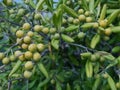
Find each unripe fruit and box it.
[27,31,34,37]
[0,53,5,60]
[102,73,108,78]
[49,28,56,34]
[14,51,22,57]
[23,36,31,44]
[85,11,90,16]
[77,32,85,39]
[62,18,67,24]
[37,43,45,52]
[104,28,112,36]
[34,13,41,20]
[9,9,14,14]
[9,55,16,61]
[16,38,22,44]
[73,19,79,24]
[90,54,97,61]
[66,1,71,5]
[86,17,93,22]
[28,44,37,52]
[23,23,31,30]
[16,30,24,38]
[33,52,41,61]
[17,9,25,16]
[53,33,60,39]
[21,43,28,49]
[24,70,32,79]
[93,22,99,28]
[103,36,110,41]
[2,57,10,65]
[25,61,33,70]
[42,27,49,34]
[68,17,74,23]
[19,54,25,61]
[99,20,107,28]
[25,51,33,59]
[78,15,86,21]
[6,0,13,6]
[116,82,120,88]
[34,25,43,32]
[78,9,84,14]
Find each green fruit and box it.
[16,30,24,38]
[33,52,41,61]
[24,70,32,79]
[112,46,120,53]
[23,23,31,30]
[34,25,43,32]
[49,28,56,34]
[28,44,37,52]
[25,61,33,70]
[77,32,85,39]
[23,36,31,44]
[17,9,25,16]
[34,13,41,20]
[25,51,33,59]
[10,55,16,61]
[0,52,5,60]
[2,57,10,65]
[37,43,45,52]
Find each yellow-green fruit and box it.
[23,36,31,44]
[73,19,79,24]
[116,82,120,88]
[9,9,14,14]
[14,51,22,57]
[78,9,84,14]
[78,15,86,21]
[0,53,5,60]
[34,25,43,32]
[90,54,97,61]
[42,27,49,34]
[104,28,112,36]
[77,32,85,39]
[2,57,10,65]
[49,28,56,34]
[34,13,41,20]
[27,31,34,37]
[93,22,99,28]
[28,44,37,52]
[37,43,45,52]
[25,51,33,59]
[62,18,67,24]
[53,33,60,39]
[16,30,24,38]
[68,17,74,23]
[23,23,31,30]
[19,54,25,61]
[24,70,32,79]
[10,55,16,61]
[21,43,28,49]
[16,38,22,44]
[33,52,41,61]
[86,17,93,22]
[6,0,13,6]
[66,1,71,5]
[102,73,108,78]
[99,20,107,28]
[25,61,33,70]
[17,9,25,16]
[85,11,90,16]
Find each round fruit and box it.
[19,54,25,61]
[33,52,41,61]
[22,23,31,30]
[34,13,41,20]
[42,27,49,34]
[23,36,31,44]
[53,33,60,39]
[25,61,33,70]
[6,0,13,6]
[66,1,71,5]
[62,18,67,24]
[93,22,99,28]
[78,15,86,21]
[50,79,56,84]
[84,11,90,16]
[16,38,22,44]
[103,36,110,41]
[24,70,32,79]
[9,55,16,61]
[37,43,45,52]
[16,30,24,38]
[27,31,34,37]
[77,32,85,39]
[9,9,14,14]
[90,54,97,61]
[0,52,5,60]
[99,20,107,28]
[49,28,56,34]
[21,43,28,49]
[68,17,74,23]
[73,19,79,24]
[34,25,43,32]
[14,51,22,57]
[25,51,33,59]
[116,82,120,88]
[100,56,106,62]
[78,9,84,14]
[2,57,10,65]
[86,17,93,22]
[104,28,112,36]
[17,9,25,16]
[28,44,37,52]
[102,73,108,78]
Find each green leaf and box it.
[36,0,45,11]
[51,39,59,50]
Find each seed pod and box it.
[61,34,74,43]
[81,23,94,29]
[64,25,79,32]
[111,26,120,33]
[81,52,92,59]
[51,39,59,50]
[92,77,101,90]
[90,34,100,49]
